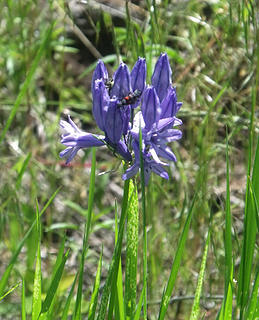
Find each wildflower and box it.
[59,53,182,185]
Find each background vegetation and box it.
[0,0,258,319]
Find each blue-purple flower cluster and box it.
[60,53,182,185]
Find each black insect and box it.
[104,77,114,94]
[117,89,142,107]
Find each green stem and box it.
[139,126,147,319]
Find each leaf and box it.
[190,232,210,320]
[31,203,42,320]
[158,194,196,320]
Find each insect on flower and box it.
[104,77,114,94]
[117,89,142,107]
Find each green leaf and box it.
[158,195,196,320]
[61,273,78,320]
[73,148,96,320]
[22,278,26,320]
[97,178,130,320]
[88,249,103,320]
[190,232,210,320]
[40,250,69,314]
[237,134,259,313]
[133,287,145,320]
[16,152,31,189]
[125,180,139,318]
[245,270,259,319]
[0,282,20,302]
[31,203,42,320]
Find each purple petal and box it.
[130,57,146,92]
[104,99,124,143]
[122,163,139,181]
[122,105,131,135]
[158,129,182,141]
[92,79,109,131]
[61,133,105,148]
[151,53,172,102]
[141,86,161,130]
[110,63,131,99]
[60,146,80,164]
[152,143,177,161]
[114,140,132,161]
[160,87,178,118]
[91,60,108,95]
[156,117,175,131]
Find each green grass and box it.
[0,0,258,319]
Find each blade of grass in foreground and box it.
[0,282,20,302]
[139,120,147,320]
[0,22,54,145]
[0,187,61,296]
[88,249,103,320]
[73,148,96,320]
[31,202,42,320]
[22,278,26,320]
[237,103,258,315]
[245,270,259,319]
[190,232,210,320]
[61,273,78,320]
[112,206,125,320]
[220,129,233,317]
[40,250,69,316]
[125,181,139,319]
[107,205,120,319]
[134,286,145,320]
[96,178,130,320]
[158,194,196,320]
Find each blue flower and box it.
[60,53,182,185]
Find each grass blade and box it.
[31,202,42,320]
[97,178,130,320]
[0,23,54,145]
[22,278,26,320]
[88,249,103,320]
[40,250,69,315]
[220,129,234,317]
[139,118,147,319]
[133,287,145,320]
[0,187,61,296]
[237,133,258,314]
[158,194,196,320]
[125,180,139,319]
[73,148,96,320]
[0,282,20,302]
[61,273,78,320]
[245,270,259,319]
[16,152,32,189]
[190,232,210,320]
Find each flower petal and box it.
[91,60,108,95]
[151,53,172,102]
[110,63,131,99]
[122,163,139,181]
[104,99,124,143]
[130,57,146,92]
[160,86,179,118]
[141,86,161,130]
[92,79,109,131]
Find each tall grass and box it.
[0,0,258,319]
